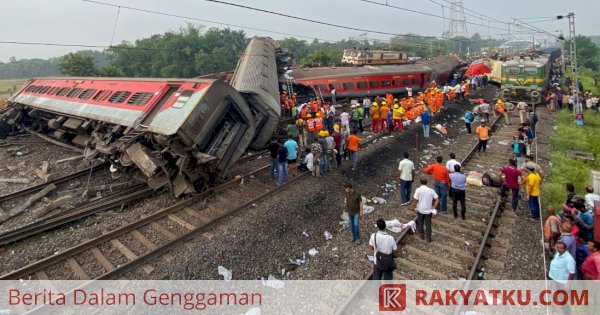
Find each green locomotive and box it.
[500,55,550,104]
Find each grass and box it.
[578,67,600,94]
[0,79,28,100]
[542,110,600,209]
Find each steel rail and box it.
[0,162,109,204]
[334,114,503,315]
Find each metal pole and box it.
[568,12,578,114]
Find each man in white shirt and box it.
[413,178,439,242]
[585,186,600,212]
[446,153,461,173]
[303,149,314,173]
[369,218,398,280]
[397,152,415,206]
[340,110,350,133]
[406,87,413,97]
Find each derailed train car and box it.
[0,37,281,196]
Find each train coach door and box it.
[140,85,181,127]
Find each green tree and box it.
[98,65,124,77]
[58,52,98,76]
[574,36,600,70]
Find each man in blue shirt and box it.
[548,241,575,315]
[464,109,474,134]
[421,109,430,138]
[277,145,288,186]
[449,164,467,220]
[284,135,299,177]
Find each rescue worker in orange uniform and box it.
[300,104,308,119]
[386,92,393,106]
[434,91,443,113]
[370,102,380,133]
[314,112,324,132]
[306,114,316,144]
[379,101,390,130]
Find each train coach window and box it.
[369,81,379,88]
[108,91,132,104]
[411,79,419,85]
[127,92,154,106]
[314,84,327,92]
[342,83,355,90]
[172,90,194,109]
[78,89,97,100]
[506,67,520,75]
[402,79,411,86]
[356,82,368,89]
[523,67,538,75]
[93,90,112,102]
[47,87,59,95]
[25,85,38,93]
[66,88,83,98]
[381,80,391,87]
[55,87,70,97]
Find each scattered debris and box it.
[32,195,73,219]
[308,248,319,257]
[20,183,57,212]
[324,231,333,241]
[56,155,84,164]
[0,178,31,184]
[372,197,387,204]
[302,230,310,238]
[363,205,375,214]
[34,161,50,182]
[217,266,232,281]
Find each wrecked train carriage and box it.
[1,77,256,196]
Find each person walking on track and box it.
[475,120,491,153]
[369,218,397,280]
[413,178,439,242]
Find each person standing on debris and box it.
[333,125,343,166]
[496,100,510,125]
[331,89,336,105]
[344,184,363,243]
[318,131,329,174]
[397,152,415,206]
[357,105,365,133]
[268,140,279,180]
[528,109,539,137]
[516,101,528,124]
[379,101,390,131]
[347,130,361,171]
[325,131,336,170]
[351,105,361,133]
[421,108,431,138]
[525,164,542,220]
[369,218,398,280]
[277,142,288,186]
[450,165,467,220]
[284,135,299,178]
[413,178,439,242]
[424,156,450,214]
[287,121,299,143]
[475,120,491,153]
[464,108,474,134]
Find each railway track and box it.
[0,117,389,281]
[335,114,529,313]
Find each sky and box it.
[0,0,598,62]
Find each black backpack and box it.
[374,233,396,272]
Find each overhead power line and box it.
[82,0,338,43]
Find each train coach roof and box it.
[288,63,431,80]
[29,77,219,83]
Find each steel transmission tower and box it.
[448,0,468,38]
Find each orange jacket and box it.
[307,119,315,132]
[371,107,380,119]
[423,163,450,184]
[314,117,323,130]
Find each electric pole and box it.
[567,12,579,113]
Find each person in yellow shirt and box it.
[392,104,404,131]
[370,102,380,133]
[525,164,542,220]
[475,120,491,153]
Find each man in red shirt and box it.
[498,159,525,211]
[583,241,600,280]
[424,156,450,213]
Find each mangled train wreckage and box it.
[0,37,282,196]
